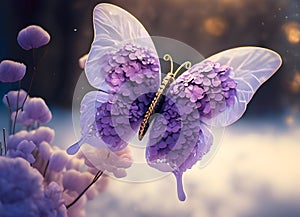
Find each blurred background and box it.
[0,0,300,217]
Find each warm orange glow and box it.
[290,72,300,93]
[204,17,227,36]
[283,22,300,44]
[285,115,295,126]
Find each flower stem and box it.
[5,95,12,134]
[2,128,7,155]
[66,170,104,209]
[43,160,49,177]
[20,49,36,111]
[12,81,21,134]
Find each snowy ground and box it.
[2,106,300,217]
[48,109,300,217]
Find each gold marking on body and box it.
[138,54,191,140]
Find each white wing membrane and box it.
[203,47,282,127]
[86,3,158,91]
[67,91,108,154]
[207,47,282,103]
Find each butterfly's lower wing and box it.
[146,86,214,201]
[201,46,282,127]
[67,91,108,154]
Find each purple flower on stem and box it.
[12,97,52,126]
[44,182,67,216]
[7,126,54,151]
[48,150,69,172]
[17,25,50,50]
[79,144,132,178]
[62,170,93,194]
[0,60,26,83]
[2,89,28,110]
[7,140,36,163]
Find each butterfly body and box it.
[139,54,192,140]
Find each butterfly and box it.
[67,3,282,201]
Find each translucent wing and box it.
[202,46,282,127]
[86,3,160,92]
[69,3,161,154]
[67,91,108,154]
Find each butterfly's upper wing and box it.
[68,4,161,154]
[201,46,282,127]
[86,3,160,92]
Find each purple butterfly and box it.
[67,3,282,201]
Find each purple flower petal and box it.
[0,156,67,216]
[38,141,53,160]
[31,126,55,145]
[48,150,69,172]
[0,60,26,83]
[7,140,36,163]
[23,97,52,124]
[63,170,92,193]
[17,25,50,50]
[3,89,28,110]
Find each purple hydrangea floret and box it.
[0,60,26,83]
[170,60,237,119]
[100,43,159,93]
[17,25,50,50]
[94,43,159,151]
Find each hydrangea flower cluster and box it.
[94,43,160,152]
[171,61,237,119]
[146,95,206,173]
[0,24,133,217]
[100,43,159,93]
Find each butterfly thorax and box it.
[138,54,191,140]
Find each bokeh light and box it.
[203,17,227,36]
[290,71,300,93]
[283,21,300,44]
[285,114,295,126]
